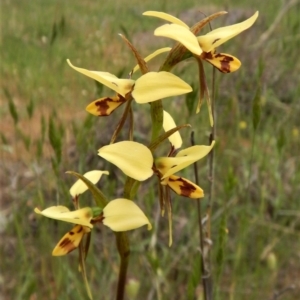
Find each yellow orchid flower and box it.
[67,59,192,116]
[143,10,259,73]
[34,199,151,256]
[155,141,215,199]
[154,141,214,246]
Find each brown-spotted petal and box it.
[154,24,202,55]
[67,59,135,96]
[132,71,192,104]
[34,206,94,228]
[98,141,153,181]
[143,11,189,28]
[52,225,90,256]
[103,199,152,231]
[167,175,204,199]
[197,11,259,52]
[69,170,109,197]
[201,52,241,73]
[86,95,127,116]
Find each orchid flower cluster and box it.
[35,9,258,299]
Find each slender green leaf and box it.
[5,88,19,125]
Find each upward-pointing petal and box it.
[69,170,109,197]
[197,11,259,52]
[132,71,192,104]
[155,24,202,55]
[143,11,189,28]
[163,110,182,149]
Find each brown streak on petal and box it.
[76,226,83,233]
[215,53,233,73]
[169,177,196,197]
[201,52,213,60]
[94,95,126,116]
[58,238,77,254]
[212,38,220,45]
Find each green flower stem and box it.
[191,132,209,300]
[115,177,141,300]
[115,232,130,300]
[150,100,163,143]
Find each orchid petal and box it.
[132,71,192,104]
[132,47,171,74]
[67,59,135,96]
[86,95,127,116]
[52,225,90,256]
[143,11,189,28]
[163,110,182,149]
[154,24,202,55]
[167,175,204,199]
[197,11,259,52]
[69,170,109,197]
[34,206,94,228]
[98,141,153,181]
[202,52,241,73]
[156,141,215,179]
[103,199,152,231]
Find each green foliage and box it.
[26,98,35,119]
[48,112,63,164]
[5,88,19,125]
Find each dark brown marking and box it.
[169,177,196,197]
[58,238,76,253]
[215,53,234,73]
[201,52,213,60]
[95,95,126,116]
[76,226,83,233]
[212,38,220,45]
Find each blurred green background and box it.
[1,0,299,299]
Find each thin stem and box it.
[115,232,130,300]
[191,131,208,300]
[206,65,217,300]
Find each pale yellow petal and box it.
[167,175,204,199]
[69,170,109,197]
[132,47,171,74]
[143,11,189,28]
[98,141,153,181]
[132,71,192,104]
[197,11,259,52]
[34,206,93,228]
[156,141,215,179]
[103,199,152,231]
[154,24,202,55]
[67,59,135,96]
[163,110,182,149]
